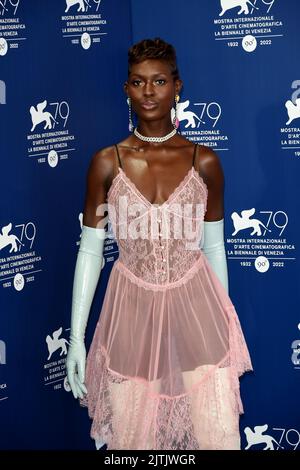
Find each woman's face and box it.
[125,59,182,124]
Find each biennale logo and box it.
[230,208,289,273]
[175,100,203,128]
[231,208,288,237]
[27,99,73,167]
[65,0,102,13]
[0,221,40,291]
[219,0,259,16]
[285,81,300,125]
[285,99,300,125]
[231,208,272,237]
[244,424,300,450]
[46,327,69,361]
[218,0,276,17]
[280,81,300,154]
[0,223,24,253]
[0,1,26,56]
[29,99,70,132]
[30,100,58,132]
[244,424,284,450]
[172,99,222,129]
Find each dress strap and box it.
[192,143,198,168]
[115,144,123,169]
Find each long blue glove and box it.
[66,225,106,400]
[202,218,229,294]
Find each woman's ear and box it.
[124,81,128,95]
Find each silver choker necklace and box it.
[134,127,177,143]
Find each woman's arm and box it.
[199,147,229,294]
[66,147,114,399]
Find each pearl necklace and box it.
[134,127,177,143]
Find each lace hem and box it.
[80,341,249,450]
[227,305,253,414]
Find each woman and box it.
[66,38,252,450]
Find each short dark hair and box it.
[128,37,180,80]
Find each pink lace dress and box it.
[80,144,252,450]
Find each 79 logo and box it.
[249,0,276,14]
[30,100,70,132]
[0,0,20,16]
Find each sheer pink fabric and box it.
[80,166,253,450]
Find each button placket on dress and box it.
[155,207,168,281]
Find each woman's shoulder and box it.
[196,144,224,186]
[174,136,223,186]
[86,144,118,188]
[86,137,133,185]
[196,143,221,165]
[90,143,117,162]
[91,136,132,160]
[175,135,220,161]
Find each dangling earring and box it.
[173,94,180,129]
[127,97,134,132]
